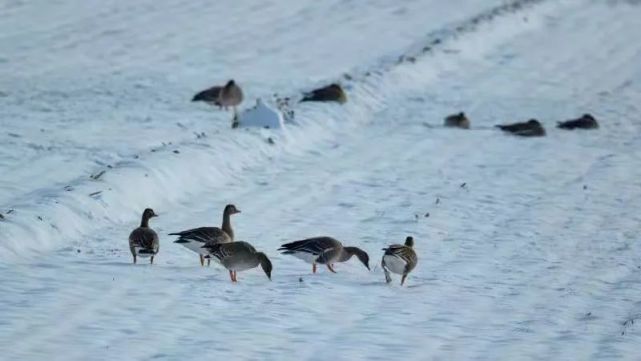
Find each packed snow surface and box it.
[1,0,641,360]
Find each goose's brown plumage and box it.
[203,241,272,282]
[128,208,159,264]
[496,119,546,137]
[170,204,240,266]
[381,236,417,285]
[300,83,347,104]
[279,236,369,273]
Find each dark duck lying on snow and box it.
[444,112,470,129]
[496,119,546,137]
[300,83,347,104]
[557,113,599,130]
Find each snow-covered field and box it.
[1,0,641,359]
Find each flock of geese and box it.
[127,80,601,286]
[128,204,418,285]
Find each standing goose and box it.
[202,241,272,282]
[170,204,240,266]
[381,236,418,286]
[219,80,243,127]
[278,236,370,273]
[128,208,159,264]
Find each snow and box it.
[2,0,641,360]
[237,98,285,129]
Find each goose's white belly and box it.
[383,255,406,274]
[291,252,319,264]
[179,240,207,255]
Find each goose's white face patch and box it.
[291,251,319,264]
[382,254,407,274]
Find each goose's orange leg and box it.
[200,255,205,267]
[312,263,317,274]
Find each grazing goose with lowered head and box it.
[557,113,599,130]
[128,208,159,264]
[170,204,240,266]
[381,236,417,286]
[202,241,272,282]
[278,236,370,273]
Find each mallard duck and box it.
[381,236,417,285]
[496,119,546,137]
[128,208,159,264]
[444,112,470,129]
[278,236,369,273]
[300,83,347,104]
[202,241,272,282]
[557,113,599,130]
[170,204,240,266]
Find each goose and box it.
[444,112,470,129]
[557,113,599,130]
[192,85,223,109]
[170,204,240,266]
[300,83,347,104]
[202,241,272,282]
[496,119,546,137]
[128,208,159,264]
[278,236,369,273]
[381,236,418,286]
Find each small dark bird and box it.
[381,236,418,286]
[128,208,159,264]
[300,83,347,104]
[496,119,546,137]
[444,112,470,129]
[557,114,599,130]
[192,86,223,108]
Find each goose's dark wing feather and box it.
[278,237,339,255]
[169,227,228,244]
[383,245,417,270]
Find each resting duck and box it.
[278,236,370,273]
[300,83,347,104]
[381,236,418,285]
[170,204,240,266]
[128,208,159,264]
[192,85,223,108]
[444,112,470,129]
[557,113,599,130]
[202,241,272,282]
[496,119,546,137]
